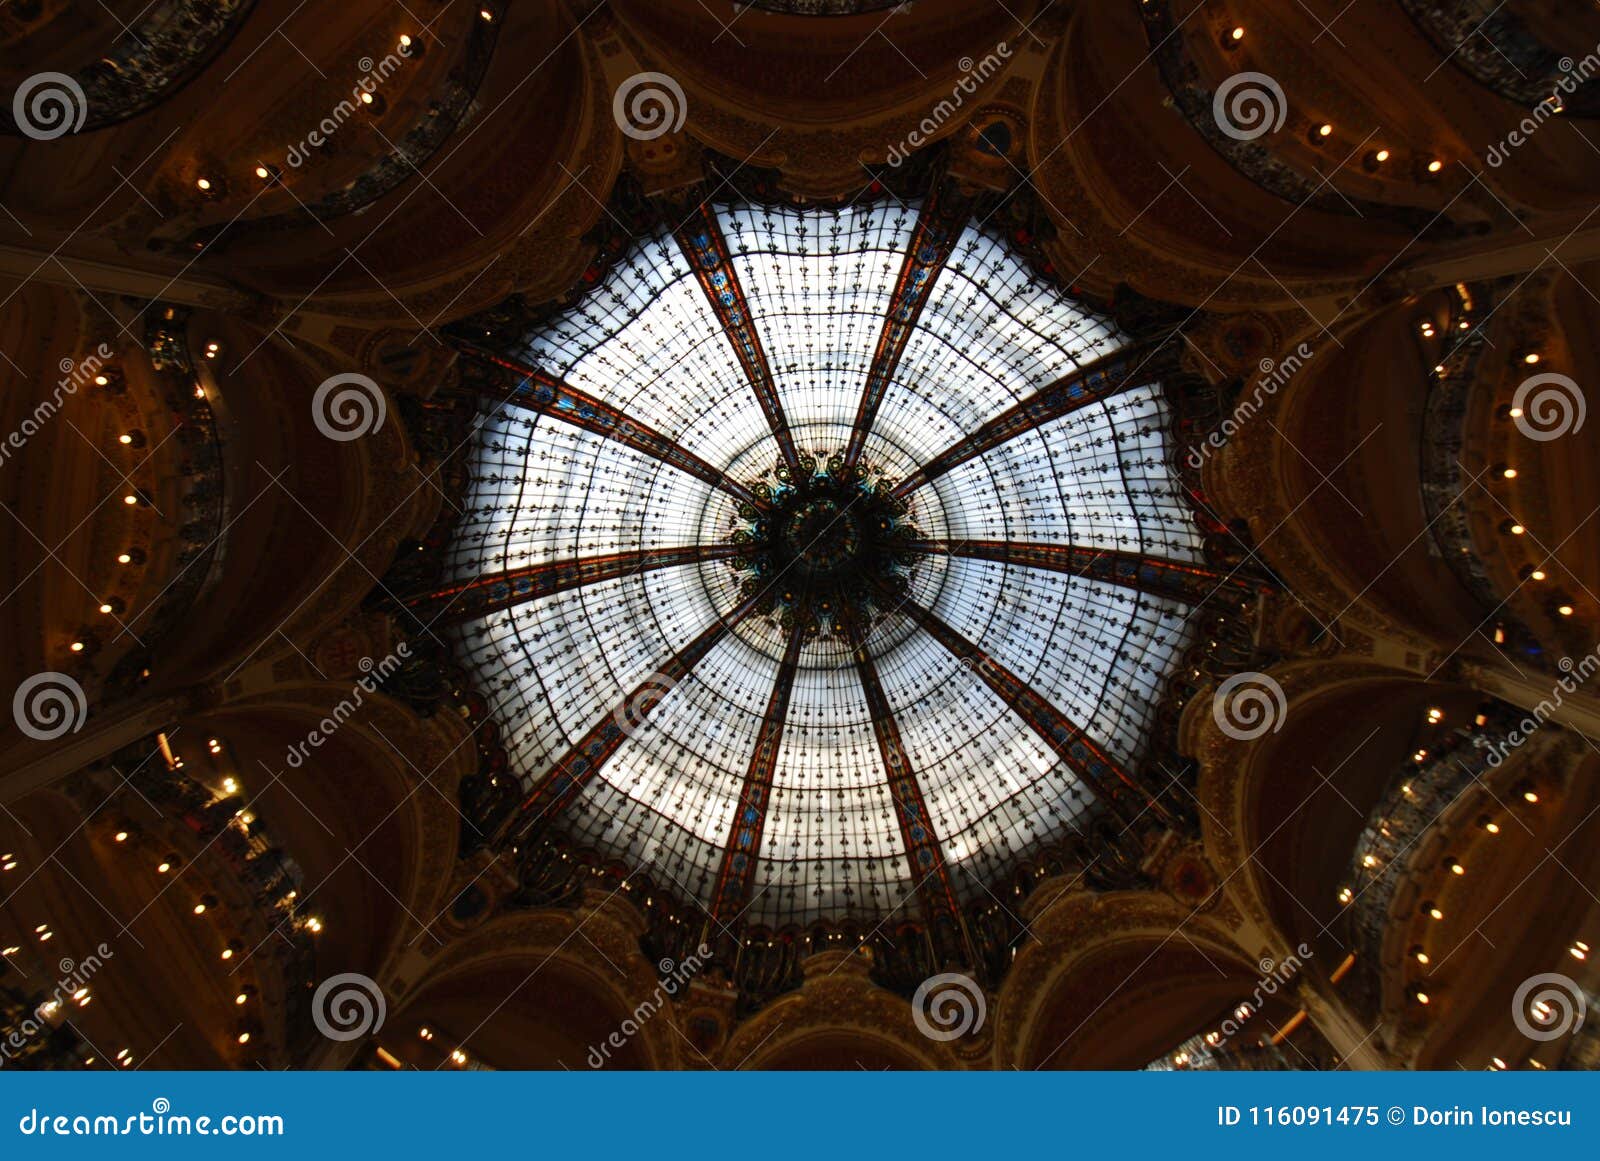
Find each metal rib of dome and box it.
[425,194,1222,930]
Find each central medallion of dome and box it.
[429,182,1221,934]
[730,453,921,643]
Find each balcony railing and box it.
[1338,703,1548,1014]
[102,308,229,699]
[1136,0,1464,236]
[1400,0,1600,117]
[3,1,259,136]
[204,3,504,239]
[1417,279,1542,661]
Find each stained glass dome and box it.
[427,192,1215,931]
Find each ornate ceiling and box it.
[1,0,1598,1072]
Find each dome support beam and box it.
[889,349,1147,500]
[401,545,741,626]
[453,346,770,512]
[905,539,1264,605]
[892,594,1173,832]
[674,206,802,473]
[844,619,964,932]
[506,593,763,841]
[708,621,806,922]
[842,181,969,471]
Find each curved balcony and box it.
[202,4,504,241]
[76,732,321,1060]
[1417,280,1543,661]
[0,945,100,1069]
[101,308,229,699]
[1400,0,1600,118]
[1337,702,1568,1018]
[2,1,259,136]
[1137,0,1466,236]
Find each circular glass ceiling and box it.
[439,196,1204,930]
